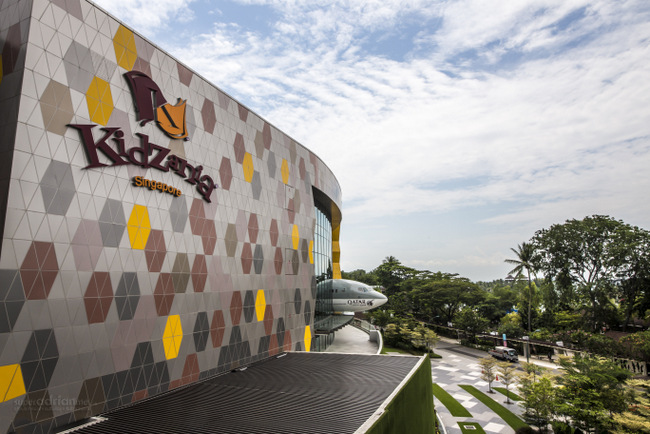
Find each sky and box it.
[93,0,650,281]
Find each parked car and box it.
[488,346,519,362]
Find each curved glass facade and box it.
[314,205,333,283]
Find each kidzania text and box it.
[70,124,217,202]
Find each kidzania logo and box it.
[70,71,217,203]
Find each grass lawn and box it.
[458,422,486,433]
[459,385,528,431]
[493,386,522,401]
[432,383,472,417]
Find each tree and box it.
[518,370,557,433]
[411,277,484,325]
[612,379,650,433]
[410,324,439,353]
[556,354,632,433]
[505,242,540,336]
[496,361,517,404]
[478,356,498,393]
[533,215,647,329]
[454,307,489,343]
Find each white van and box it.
[489,346,519,362]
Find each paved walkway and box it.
[324,325,379,354]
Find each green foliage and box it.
[496,362,518,404]
[498,312,525,339]
[517,371,557,432]
[612,379,650,433]
[454,308,489,342]
[619,330,650,361]
[556,354,632,433]
[478,357,498,393]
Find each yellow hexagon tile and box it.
[127,204,151,250]
[281,158,289,184]
[163,314,183,359]
[0,364,26,402]
[243,152,254,183]
[292,225,299,250]
[86,76,113,126]
[113,25,137,70]
[304,326,311,352]
[255,289,266,322]
[309,240,314,264]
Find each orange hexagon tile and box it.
[281,158,289,184]
[243,152,254,183]
[304,326,311,352]
[292,225,300,250]
[0,364,26,402]
[127,204,151,250]
[255,289,266,322]
[86,76,113,125]
[309,240,314,264]
[163,314,183,359]
[113,25,137,70]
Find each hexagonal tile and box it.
[20,329,58,393]
[115,272,140,321]
[84,272,113,324]
[39,80,74,135]
[233,133,245,164]
[177,62,194,86]
[241,242,253,275]
[269,219,279,246]
[0,270,25,333]
[113,25,137,70]
[0,364,26,402]
[169,196,188,233]
[210,310,225,348]
[39,159,76,215]
[162,314,182,359]
[20,241,58,300]
[294,289,302,314]
[301,238,310,263]
[229,292,242,326]
[72,219,103,271]
[304,326,312,352]
[224,223,238,258]
[292,224,300,250]
[86,76,113,126]
[171,253,190,293]
[201,219,217,256]
[299,158,306,180]
[251,171,262,200]
[193,311,210,352]
[247,214,259,243]
[253,245,264,275]
[304,300,312,325]
[267,151,277,179]
[201,98,216,134]
[219,157,233,191]
[281,159,289,184]
[191,255,207,292]
[263,306,274,335]
[154,273,174,316]
[237,103,248,122]
[63,41,95,93]
[242,153,254,183]
[274,248,283,275]
[127,204,151,250]
[254,130,265,159]
[99,199,127,248]
[243,290,255,323]
[262,122,272,149]
[144,229,166,272]
[255,290,266,322]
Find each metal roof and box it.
[66,352,420,434]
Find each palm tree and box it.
[505,242,539,361]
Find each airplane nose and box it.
[375,294,388,308]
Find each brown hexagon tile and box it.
[241,243,253,274]
[254,130,265,159]
[263,305,274,335]
[268,334,279,357]
[219,157,233,191]
[247,214,259,243]
[71,219,103,271]
[237,103,248,122]
[233,133,245,164]
[269,219,279,246]
[153,273,174,316]
[201,219,217,255]
[144,229,166,272]
[191,255,207,292]
[177,62,193,87]
[84,272,113,324]
[210,310,225,348]
[299,157,306,180]
[201,98,216,134]
[274,247,283,275]
[20,241,58,300]
[263,122,272,149]
[230,292,242,326]
[189,198,206,236]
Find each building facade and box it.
[0,0,343,431]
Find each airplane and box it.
[317,279,388,313]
